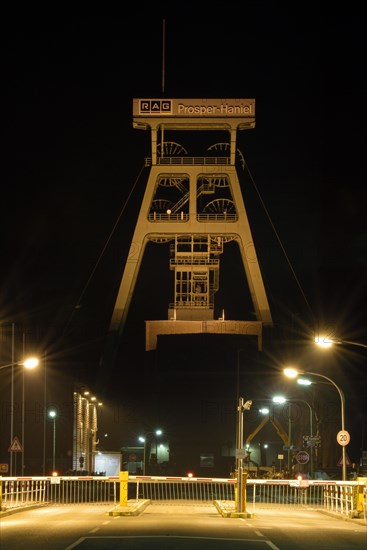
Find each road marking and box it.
[265,541,281,550]
[65,535,282,548]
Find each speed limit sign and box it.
[337,430,350,446]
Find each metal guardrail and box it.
[1,475,365,519]
[155,156,230,166]
[147,213,237,222]
[144,157,231,167]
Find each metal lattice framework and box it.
[107,98,272,353]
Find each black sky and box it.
[1,8,366,458]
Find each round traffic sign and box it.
[337,430,350,446]
[296,451,309,464]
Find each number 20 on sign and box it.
[337,430,350,446]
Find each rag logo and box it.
[139,100,172,114]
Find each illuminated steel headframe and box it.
[283,367,347,481]
[106,98,273,359]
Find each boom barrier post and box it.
[119,471,128,507]
[241,471,248,511]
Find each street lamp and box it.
[0,356,39,476]
[272,395,314,477]
[138,429,162,475]
[284,367,347,481]
[48,409,57,473]
[0,357,39,371]
[315,335,367,350]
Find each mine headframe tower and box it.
[109,98,272,353]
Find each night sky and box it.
[1,8,366,472]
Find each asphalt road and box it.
[0,503,366,550]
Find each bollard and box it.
[119,471,128,507]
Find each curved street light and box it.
[138,429,163,475]
[283,367,347,481]
[315,336,367,350]
[0,357,39,371]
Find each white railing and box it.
[1,475,365,519]
[147,213,238,222]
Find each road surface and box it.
[0,502,366,549]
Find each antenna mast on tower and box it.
[162,19,165,95]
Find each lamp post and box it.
[273,395,314,477]
[236,397,252,513]
[138,429,162,475]
[273,396,292,476]
[0,356,39,476]
[48,409,57,473]
[284,367,347,481]
[315,334,366,474]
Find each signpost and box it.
[336,430,351,477]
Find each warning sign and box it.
[337,452,352,467]
[8,436,23,452]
